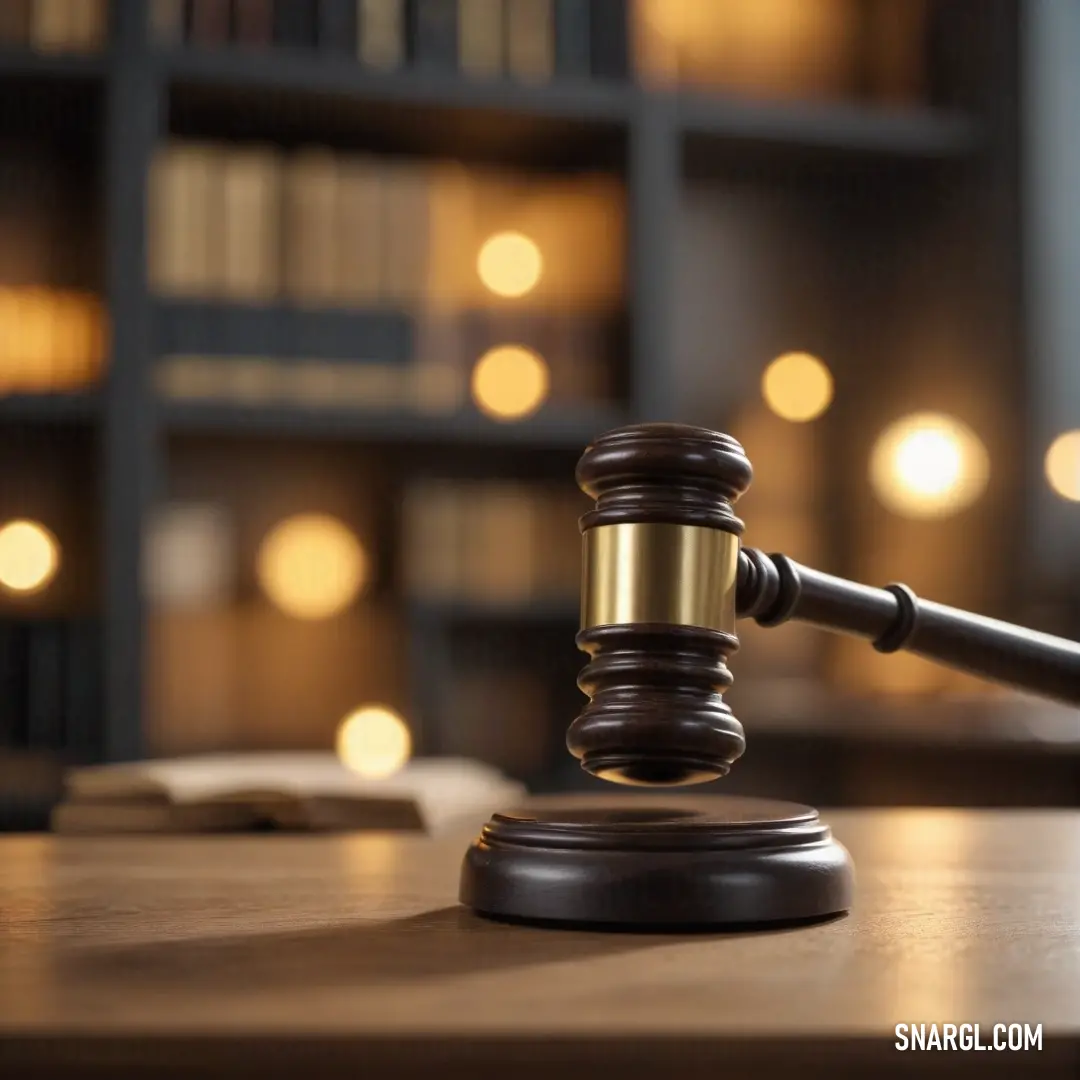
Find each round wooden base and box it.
[459,797,854,929]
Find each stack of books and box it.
[155,352,465,415]
[402,479,587,605]
[149,142,624,313]
[151,0,628,83]
[0,0,107,53]
[149,142,622,416]
[150,142,430,308]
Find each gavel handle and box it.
[736,548,1080,707]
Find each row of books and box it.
[402,479,587,604]
[0,618,101,757]
[149,0,929,106]
[151,0,625,82]
[0,288,107,394]
[155,337,610,414]
[156,354,465,414]
[149,140,624,309]
[0,0,106,52]
[442,664,554,777]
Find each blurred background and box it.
[1,0,1079,829]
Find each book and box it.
[189,0,230,45]
[232,0,273,46]
[548,315,609,402]
[0,0,33,44]
[221,144,282,302]
[67,0,106,52]
[458,0,502,79]
[553,0,589,77]
[52,753,526,834]
[505,0,552,82]
[408,0,458,70]
[28,0,74,52]
[380,161,430,305]
[272,0,318,46]
[402,479,463,598]
[426,161,476,309]
[318,0,357,52]
[145,502,236,611]
[150,0,185,43]
[358,0,405,68]
[470,484,536,603]
[444,670,550,777]
[282,147,340,307]
[335,156,384,304]
[148,141,221,297]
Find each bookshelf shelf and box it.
[153,300,414,362]
[162,47,634,122]
[156,49,984,171]
[0,392,102,424]
[0,50,105,81]
[679,93,983,169]
[162,48,631,168]
[162,399,628,450]
[409,598,579,626]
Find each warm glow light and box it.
[336,705,412,779]
[0,287,105,394]
[0,519,60,595]
[761,351,834,422]
[870,413,989,519]
[256,513,367,619]
[1045,430,1080,502]
[476,231,543,298]
[471,345,549,421]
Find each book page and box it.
[65,753,523,810]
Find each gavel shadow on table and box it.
[458,423,1080,930]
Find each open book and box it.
[51,753,526,835]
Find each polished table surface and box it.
[3,801,1080,1077]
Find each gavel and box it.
[460,423,1080,930]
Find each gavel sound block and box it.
[459,424,1080,929]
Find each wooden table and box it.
[3,803,1080,1078]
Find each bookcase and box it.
[3,0,1063,820]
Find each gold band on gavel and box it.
[580,523,739,634]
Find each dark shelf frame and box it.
[0,393,101,423]
[0,7,1011,770]
[679,93,982,159]
[0,50,105,80]
[161,45,637,124]
[163,399,629,448]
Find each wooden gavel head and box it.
[569,422,755,787]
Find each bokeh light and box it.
[870,412,989,519]
[476,231,543,298]
[471,345,549,421]
[336,705,412,779]
[1045,430,1080,502]
[761,351,834,422]
[0,519,60,595]
[256,513,367,619]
